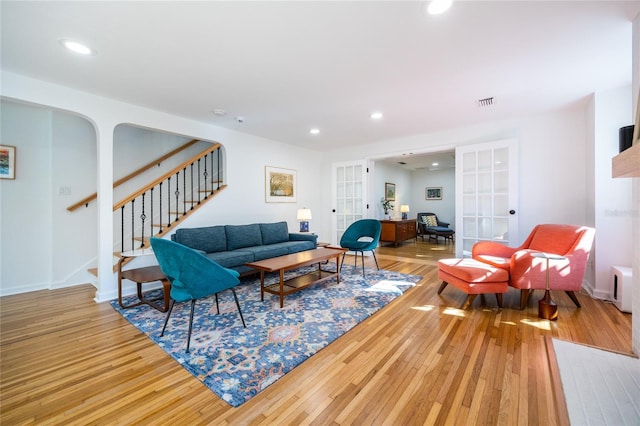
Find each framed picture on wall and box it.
[385,182,395,200]
[425,186,442,200]
[265,166,297,203]
[0,145,16,180]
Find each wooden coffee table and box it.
[246,247,347,308]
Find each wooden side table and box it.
[532,252,567,321]
[117,248,171,312]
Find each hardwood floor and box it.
[1,239,633,425]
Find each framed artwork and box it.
[0,145,16,180]
[425,186,442,200]
[265,166,297,203]
[385,182,395,200]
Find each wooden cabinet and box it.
[380,219,417,247]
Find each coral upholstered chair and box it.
[472,224,595,309]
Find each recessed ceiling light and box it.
[432,162,439,166]
[212,109,227,116]
[427,0,453,15]
[370,112,383,120]
[310,128,320,135]
[59,39,95,55]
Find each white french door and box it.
[455,139,519,258]
[331,160,368,245]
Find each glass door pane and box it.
[456,139,518,257]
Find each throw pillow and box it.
[424,215,438,227]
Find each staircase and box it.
[71,141,227,274]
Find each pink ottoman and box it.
[437,258,509,309]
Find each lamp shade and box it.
[400,205,410,213]
[297,208,312,220]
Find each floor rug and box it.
[112,264,421,407]
[553,339,640,425]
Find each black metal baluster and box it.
[167,177,172,226]
[196,158,201,203]
[140,192,146,248]
[210,151,215,193]
[130,199,135,252]
[174,172,180,222]
[150,187,154,238]
[189,163,194,209]
[182,167,187,214]
[217,148,221,190]
[158,182,163,232]
[120,206,125,253]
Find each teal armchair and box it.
[150,237,246,353]
[339,219,382,276]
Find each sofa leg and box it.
[495,293,503,308]
[438,281,448,294]
[565,291,582,308]
[461,294,477,310]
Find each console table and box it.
[380,219,417,247]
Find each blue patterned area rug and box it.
[111,264,421,407]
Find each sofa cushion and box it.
[285,240,316,254]
[173,225,226,253]
[206,250,254,269]
[240,244,289,261]
[226,224,263,251]
[260,221,289,245]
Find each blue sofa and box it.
[171,221,317,275]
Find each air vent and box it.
[477,97,495,107]
[398,161,407,165]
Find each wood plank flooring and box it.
[1,239,633,425]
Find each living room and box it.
[1,1,639,423]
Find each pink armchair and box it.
[472,224,595,309]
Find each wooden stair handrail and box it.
[113,143,221,211]
[67,139,200,212]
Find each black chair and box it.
[339,219,382,276]
[416,212,455,244]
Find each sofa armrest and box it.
[472,241,518,259]
[289,233,318,244]
[436,219,450,227]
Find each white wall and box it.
[1,102,55,293]
[372,161,411,219]
[590,86,633,300]
[411,167,455,228]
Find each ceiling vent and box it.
[477,97,495,107]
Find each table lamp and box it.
[400,205,410,220]
[297,208,312,232]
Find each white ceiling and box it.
[2,1,639,165]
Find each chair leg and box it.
[186,299,196,353]
[495,293,503,308]
[340,252,346,272]
[519,289,533,310]
[371,250,380,270]
[231,288,246,328]
[360,251,365,276]
[437,281,448,294]
[565,291,582,308]
[161,299,175,337]
[215,293,220,314]
[461,294,477,310]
